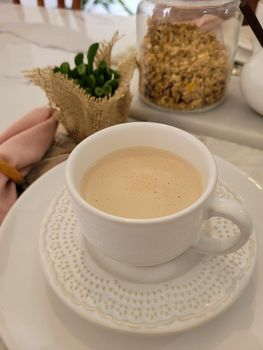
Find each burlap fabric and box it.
[25,33,136,143]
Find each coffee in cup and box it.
[80,146,202,219]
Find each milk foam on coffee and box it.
[81,147,202,219]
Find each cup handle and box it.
[194,198,253,254]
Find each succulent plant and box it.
[53,42,120,98]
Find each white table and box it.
[1,4,263,350]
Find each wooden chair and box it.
[12,0,82,10]
[249,0,260,12]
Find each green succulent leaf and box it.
[71,67,79,79]
[97,74,105,87]
[87,42,99,74]
[94,86,104,97]
[74,53,84,66]
[87,74,96,90]
[60,62,70,75]
[77,63,87,76]
[103,84,112,96]
[98,60,108,72]
[105,79,118,90]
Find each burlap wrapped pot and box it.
[25,32,136,143]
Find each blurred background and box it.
[3,0,140,15]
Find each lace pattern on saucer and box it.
[40,182,256,328]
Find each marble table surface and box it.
[1,3,263,350]
[1,3,262,181]
[1,3,263,149]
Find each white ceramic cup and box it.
[65,122,253,266]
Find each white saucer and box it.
[39,183,256,335]
[0,157,261,350]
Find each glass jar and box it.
[136,0,242,112]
